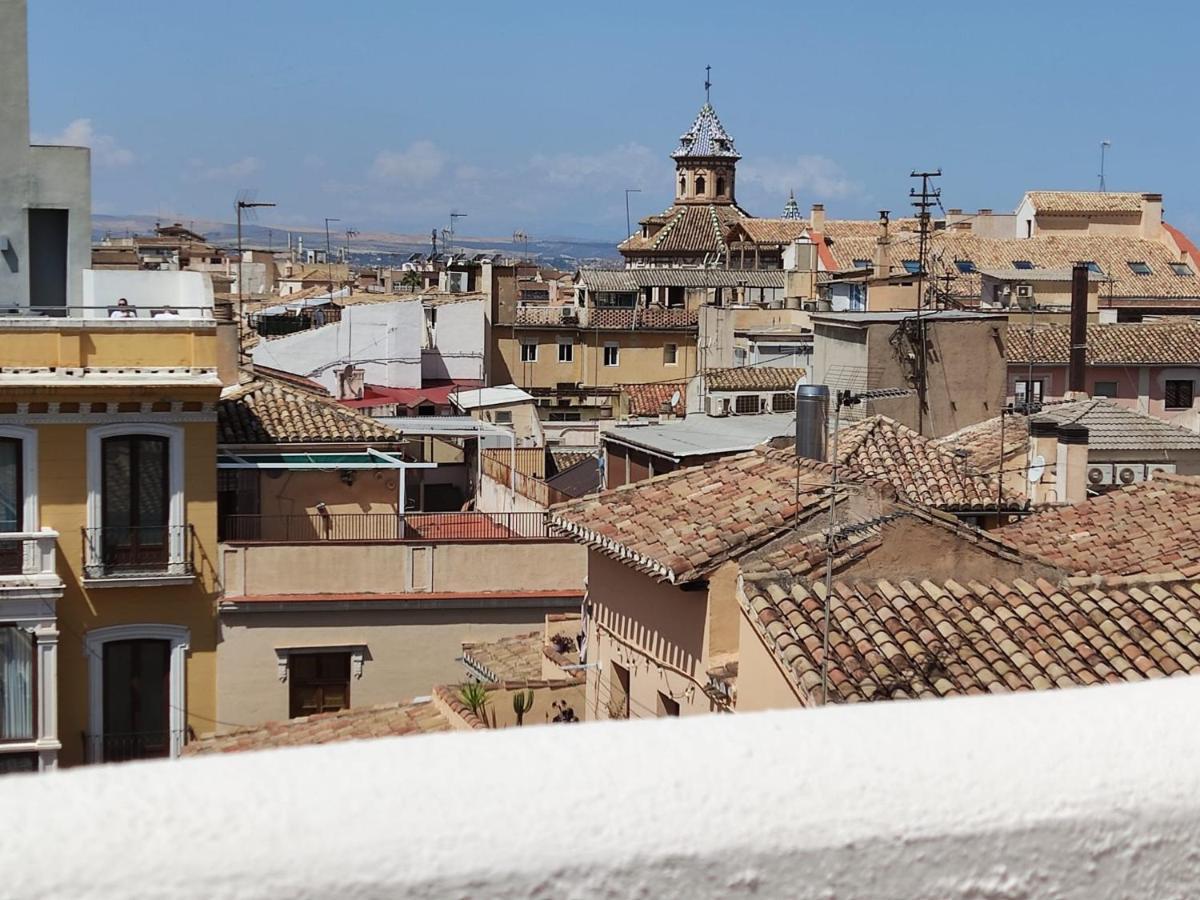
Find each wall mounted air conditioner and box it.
[560,306,579,322]
[1147,463,1177,479]
[707,396,730,417]
[1015,283,1034,299]
[1115,464,1145,486]
[1086,464,1114,487]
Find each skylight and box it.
[1170,262,1193,276]
[902,259,921,274]
[1080,261,1104,275]
[955,259,976,274]
[1128,261,1152,275]
[852,259,871,269]
[1012,260,1035,270]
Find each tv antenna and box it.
[1099,140,1112,192]
[449,211,468,257]
[234,190,275,357]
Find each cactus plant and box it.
[512,689,534,726]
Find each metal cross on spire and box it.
[704,65,711,103]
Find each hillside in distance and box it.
[93,215,622,270]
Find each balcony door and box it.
[101,435,169,572]
[0,439,22,575]
[101,638,170,762]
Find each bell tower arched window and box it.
[716,176,726,197]
[679,175,686,195]
[695,175,706,196]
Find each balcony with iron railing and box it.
[83,730,187,764]
[81,525,196,587]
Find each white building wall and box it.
[81,270,214,317]
[4,678,1200,897]
[423,298,486,383]
[0,0,91,311]
[252,300,424,393]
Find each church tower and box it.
[671,80,739,206]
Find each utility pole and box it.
[624,188,641,240]
[324,217,340,299]
[910,169,941,436]
[345,228,359,266]
[236,197,275,358]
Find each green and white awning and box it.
[217,449,433,469]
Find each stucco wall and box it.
[81,269,214,317]
[497,327,697,392]
[221,539,585,598]
[217,605,567,727]
[422,298,486,383]
[735,611,803,712]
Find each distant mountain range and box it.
[93,214,622,270]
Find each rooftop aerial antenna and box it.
[1099,140,1112,192]
[234,190,276,358]
[704,65,712,103]
[449,210,468,257]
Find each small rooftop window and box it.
[902,259,921,275]
[852,258,871,269]
[1012,260,1035,270]
[1080,261,1104,275]
[1170,262,1193,277]
[954,259,976,274]
[1128,261,1152,276]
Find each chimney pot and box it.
[978,208,993,216]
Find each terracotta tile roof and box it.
[933,414,1028,475]
[550,447,839,583]
[996,475,1200,577]
[1006,319,1200,365]
[551,449,595,471]
[182,699,449,755]
[705,367,806,392]
[218,374,400,445]
[728,218,809,244]
[740,574,1200,704]
[837,416,1017,510]
[1026,191,1145,214]
[1029,399,1200,451]
[620,204,749,255]
[461,631,543,682]
[620,381,688,416]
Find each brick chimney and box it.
[873,236,890,277]
[1028,419,1058,505]
[1055,424,1089,506]
[1140,193,1164,241]
[810,203,826,230]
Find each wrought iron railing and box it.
[219,511,554,543]
[81,524,195,578]
[85,730,185,763]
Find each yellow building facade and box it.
[0,316,223,770]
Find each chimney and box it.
[977,208,992,216]
[1140,192,1164,241]
[1055,424,1089,506]
[873,235,890,277]
[795,384,829,462]
[1068,263,1088,397]
[810,203,826,230]
[1028,419,1059,505]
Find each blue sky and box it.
[27,0,1200,241]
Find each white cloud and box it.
[740,155,860,200]
[197,156,262,181]
[34,118,134,167]
[530,143,667,190]
[370,141,445,184]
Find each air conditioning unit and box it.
[536,398,554,408]
[1086,463,1114,487]
[1115,464,1146,486]
[1015,283,1034,299]
[1147,463,1177,479]
[560,306,579,323]
[707,396,730,417]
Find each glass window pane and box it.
[0,627,34,741]
[0,440,21,533]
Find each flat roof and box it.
[605,413,794,459]
[450,384,534,410]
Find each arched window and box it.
[716,176,726,197]
[679,175,687,195]
[695,175,707,195]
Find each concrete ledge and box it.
[4,678,1200,897]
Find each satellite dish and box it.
[1027,454,1046,484]
[669,390,682,409]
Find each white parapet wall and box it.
[4,677,1200,897]
[82,269,214,318]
